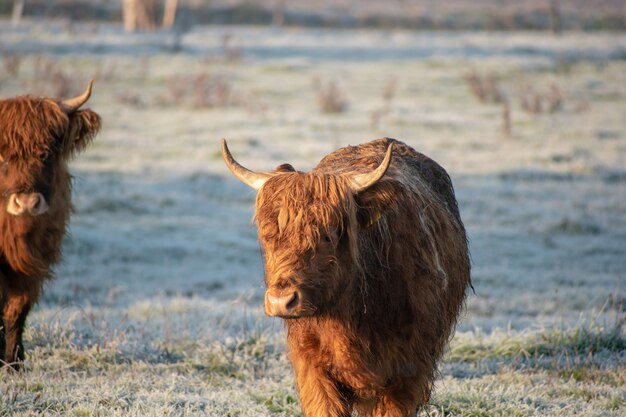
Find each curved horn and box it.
[349,143,393,193]
[61,80,93,113]
[221,139,272,190]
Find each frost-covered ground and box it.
[0,21,624,416]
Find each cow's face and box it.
[255,172,358,318]
[1,146,55,217]
[0,82,100,219]
[222,139,393,318]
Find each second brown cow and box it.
[0,82,101,370]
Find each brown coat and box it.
[0,85,100,369]
[223,138,471,416]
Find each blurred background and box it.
[0,1,624,416]
[3,0,626,31]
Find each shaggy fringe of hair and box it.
[0,97,67,161]
[0,97,101,162]
[256,172,361,263]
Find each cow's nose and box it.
[265,290,300,318]
[7,193,49,216]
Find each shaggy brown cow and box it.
[0,82,100,370]
[222,137,471,417]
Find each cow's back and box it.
[315,137,463,227]
[315,136,470,312]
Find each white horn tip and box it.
[350,142,394,192]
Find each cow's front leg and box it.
[371,397,417,417]
[291,355,352,417]
[371,385,426,417]
[2,290,31,371]
[0,316,6,362]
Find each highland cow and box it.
[0,82,101,370]
[222,137,471,417]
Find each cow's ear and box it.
[65,109,101,156]
[274,163,296,173]
[354,180,396,229]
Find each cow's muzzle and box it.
[6,192,49,216]
[265,289,302,318]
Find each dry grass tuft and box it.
[369,78,398,130]
[518,81,565,114]
[157,72,233,108]
[501,99,512,138]
[463,70,505,104]
[28,55,87,98]
[220,34,243,63]
[1,51,22,77]
[313,77,349,114]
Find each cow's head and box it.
[0,81,100,218]
[222,139,393,318]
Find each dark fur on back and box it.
[0,94,100,369]
[254,138,471,416]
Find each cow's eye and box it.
[321,234,333,245]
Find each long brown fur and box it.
[253,138,471,416]
[0,94,100,370]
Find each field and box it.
[1,20,625,416]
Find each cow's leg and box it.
[291,356,351,417]
[371,396,417,417]
[372,382,428,417]
[2,290,31,371]
[0,316,5,362]
[0,286,5,362]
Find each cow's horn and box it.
[61,80,93,113]
[349,143,393,193]
[221,139,272,190]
